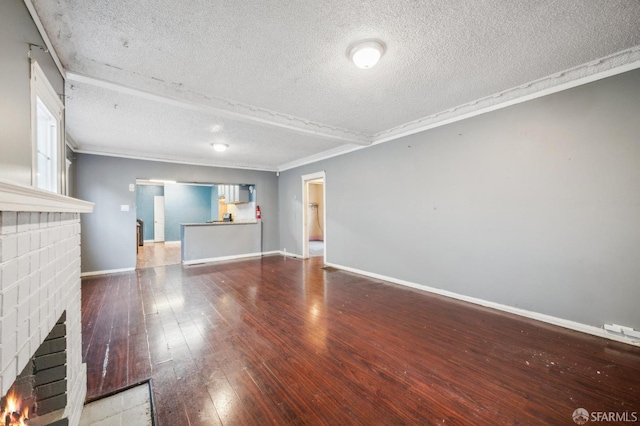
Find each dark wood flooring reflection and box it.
[81,256,640,425]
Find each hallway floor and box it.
[136,242,181,269]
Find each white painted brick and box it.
[29,212,40,231]
[1,357,17,396]
[43,262,55,284]
[1,284,18,317]
[50,227,59,244]
[29,309,39,337]
[16,315,29,350]
[29,250,40,274]
[39,228,49,247]
[16,213,30,233]
[0,235,18,263]
[0,258,18,291]
[17,233,30,257]
[29,290,39,312]
[17,340,31,374]
[0,212,17,235]
[17,255,30,280]
[39,285,48,308]
[48,245,56,266]
[39,247,49,269]
[30,270,40,295]
[30,229,40,251]
[0,208,85,412]
[0,309,17,370]
[17,296,29,326]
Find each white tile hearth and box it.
[79,383,152,426]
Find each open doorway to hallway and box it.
[135,180,181,269]
[302,172,325,260]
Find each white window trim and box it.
[31,60,65,194]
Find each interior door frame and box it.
[301,171,326,262]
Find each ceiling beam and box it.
[66,71,373,146]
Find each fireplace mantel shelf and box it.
[0,179,93,213]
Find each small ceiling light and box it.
[212,143,228,152]
[350,40,385,69]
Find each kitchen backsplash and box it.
[227,201,256,222]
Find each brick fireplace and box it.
[0,182,93,425]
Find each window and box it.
[31,61,64,193]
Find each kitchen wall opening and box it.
[135,179,257,268]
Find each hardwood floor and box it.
[136,242,182,269]
[81,255,640,425]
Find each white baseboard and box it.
[324,262,640,347]
[183,250,281,266]
[143,239,154,243]
[81,267,135,277]
[278,250,304,259]
[163,241,181,245]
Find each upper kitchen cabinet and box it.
[224,184,250,204]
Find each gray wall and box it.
[279,69,640,330]
[0,0,64,186]
[76,154,279,273]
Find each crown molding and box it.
[278,144,366,171]
[276,47,640,172]
[66,71,372,145]
[372,46,640,144]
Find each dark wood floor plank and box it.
[82,255,640,425]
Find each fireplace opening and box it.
[1,313,68,426]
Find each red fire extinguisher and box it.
[256,205,261,219]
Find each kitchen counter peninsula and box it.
[180,221,262,264]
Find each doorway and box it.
[302,172,326,261]
[135,182,181,269]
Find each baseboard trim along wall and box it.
[279,251,304,259]
[80,267,136,277]
[182,250,281,266]
[324,261,640,347]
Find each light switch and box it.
[121,205,130,211]
[129,184,135,191]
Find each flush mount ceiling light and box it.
[349,40,385,69]
[212,143,228,152]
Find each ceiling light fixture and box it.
[350,40,385,69]
[212,143,228,152]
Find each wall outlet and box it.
[129,183,135,191]
[121,205,130,212]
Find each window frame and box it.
[31,60,65,194]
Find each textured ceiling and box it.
[32,0,640,171]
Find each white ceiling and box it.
[31,0,640,171]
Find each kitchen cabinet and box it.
[224,184,249,204]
